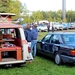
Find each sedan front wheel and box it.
[54,53,62,65]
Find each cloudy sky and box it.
[19,0,75,11]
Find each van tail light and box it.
[70,50,75,56]
[28,46,31,53]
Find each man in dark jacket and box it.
[31,24,38,57]
[24,24,32,47]
[47,23,50,32]
[52,23,54,32]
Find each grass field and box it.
[0,31,75,75]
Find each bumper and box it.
[26,59,34,62]
[0,60,25,65]
[0,59,34,65]
[61,55,75,63]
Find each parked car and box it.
[37,24,47,32]
[72,23,75,29]
[0,13,33,67]
[68,23,74,29]
[53,23,63,31]
[36,32,75,65]
[37,25,42,32]
[62,23,69,30]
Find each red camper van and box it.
[0,13,33,67]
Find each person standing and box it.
[47,23,50,32]
[24,24,34,60]
[24,24,32,47]
[31,24,38,57]
[52,23,54,32]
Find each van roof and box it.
[0,23,22,28]
[0,13,16,16]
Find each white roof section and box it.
[0,13,16,16]
[39,20,49,24]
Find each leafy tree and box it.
[57,10,62,21]
[0,0,11,13]
[20,3,28,15]
[42,11,48,20]
[1,0,75,23]
[24,15,32,23]
[32,11,43,22]
[66,10,73,22]
[0,0,27,21]
[7,0,21,19]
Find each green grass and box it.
[38,32,48,40]
[0,56,75,75]
[0,32,75,75]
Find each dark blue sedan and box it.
[36,32,75,65]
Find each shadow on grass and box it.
[36,53,75,68]
[0,63,26,69]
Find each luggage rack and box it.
[0,13,15,23]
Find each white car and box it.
[37,25,47,32]
[53,23,63,30]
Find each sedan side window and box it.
[42,34,51,42]
[50,35,59,44]
[63,34,75,44]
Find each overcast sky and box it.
[19,0,75,11]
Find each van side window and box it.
[15,29,21,39]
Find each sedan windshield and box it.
[62,34,75,44]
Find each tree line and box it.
[0,0,27,20]
[24,10,75,23]
[0,0,75,24]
